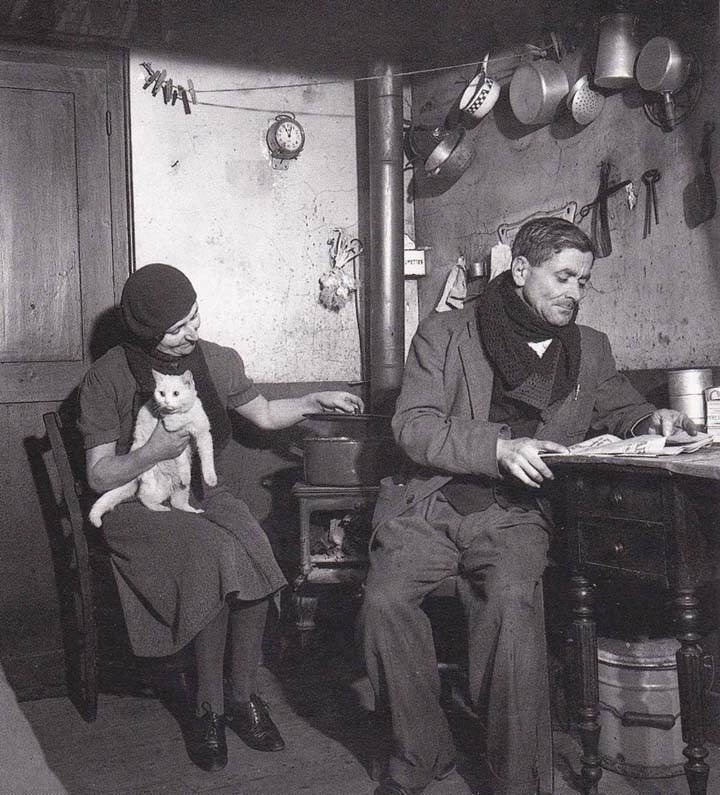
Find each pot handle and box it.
[289,445,304,459]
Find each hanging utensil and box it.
[594,12,640,89]
[636,37,691,131]
[684,121,717,227]
[509,58,570,126]
[458,57,501,123]
[424,127,475,181]
[587,162,614,258]
[697,122,716,222]
[566,75,606,125]
[577,178,631,221]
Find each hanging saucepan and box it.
[594,12,640,89]
[509,59,570,126]
[424,127,476,180]
[405,125,452,163]
[635,37,691,130]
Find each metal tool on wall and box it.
[642,169,661,238]
[577,164,631,258]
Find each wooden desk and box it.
[550,448,720,795]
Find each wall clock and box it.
[267,113,305,169]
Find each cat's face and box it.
[152,369,196,413]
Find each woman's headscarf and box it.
[120,263,197,341]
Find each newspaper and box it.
[540,432,713,458]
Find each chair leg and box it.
[75,577,98,721]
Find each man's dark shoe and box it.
[186,702,227,772]
[227,693,285,751]
[374,778,424,795]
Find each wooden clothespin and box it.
[143,69,160,91]
[151,69,166,97]
[177,85,191,115]
[187,78,197,105]
[162,77,173,105]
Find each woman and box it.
[78,263,363,771]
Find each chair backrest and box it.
[43,412,193,720]
[43,411,99,720]
[43,412,91,577]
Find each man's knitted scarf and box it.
[475,269,580,412]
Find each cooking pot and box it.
[459,59,500,121]
[424,127,475,180]
[636,37,690,93]
[405,125,450,162]
[291,436,400,486]
[594,12,640,89]
[509,59,570,125]
[635,36,690,129]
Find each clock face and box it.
[276,120,303,153]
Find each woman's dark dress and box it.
[78,340,287,656]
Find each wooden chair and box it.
[43,411,192,721]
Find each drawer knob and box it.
[610,490,623,506]
[613,540,625,556]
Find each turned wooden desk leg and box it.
[571,573,602,795]
[674,587,709,795]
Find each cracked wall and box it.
[130,50,363,383]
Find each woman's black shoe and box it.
[227,693,285,751]
[186,703,228,771]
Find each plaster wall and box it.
[130,51,366,383]
[410,21,720,371]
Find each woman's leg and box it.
[225,596,285,751]
[194,604,229,715]
[228,597,268,702]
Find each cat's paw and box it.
[88,507,103,528]
[204,472,218,487]
[179,505,204,514]
[146,503,172,512]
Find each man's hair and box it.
[511,217,595,267]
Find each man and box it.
[360,218,695,795]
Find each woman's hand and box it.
[312,391,365,415]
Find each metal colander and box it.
[566,75,605,125]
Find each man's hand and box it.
[635,409,697,438]
[496,438,569,488]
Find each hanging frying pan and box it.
[636,37,691,130]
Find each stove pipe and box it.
[367,61,405,414]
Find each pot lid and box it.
[303,413,392,422]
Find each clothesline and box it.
[195,48,548,95]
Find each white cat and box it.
[89,369,217,528]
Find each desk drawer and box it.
[579,518,667,579]
[574,473,663,521]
